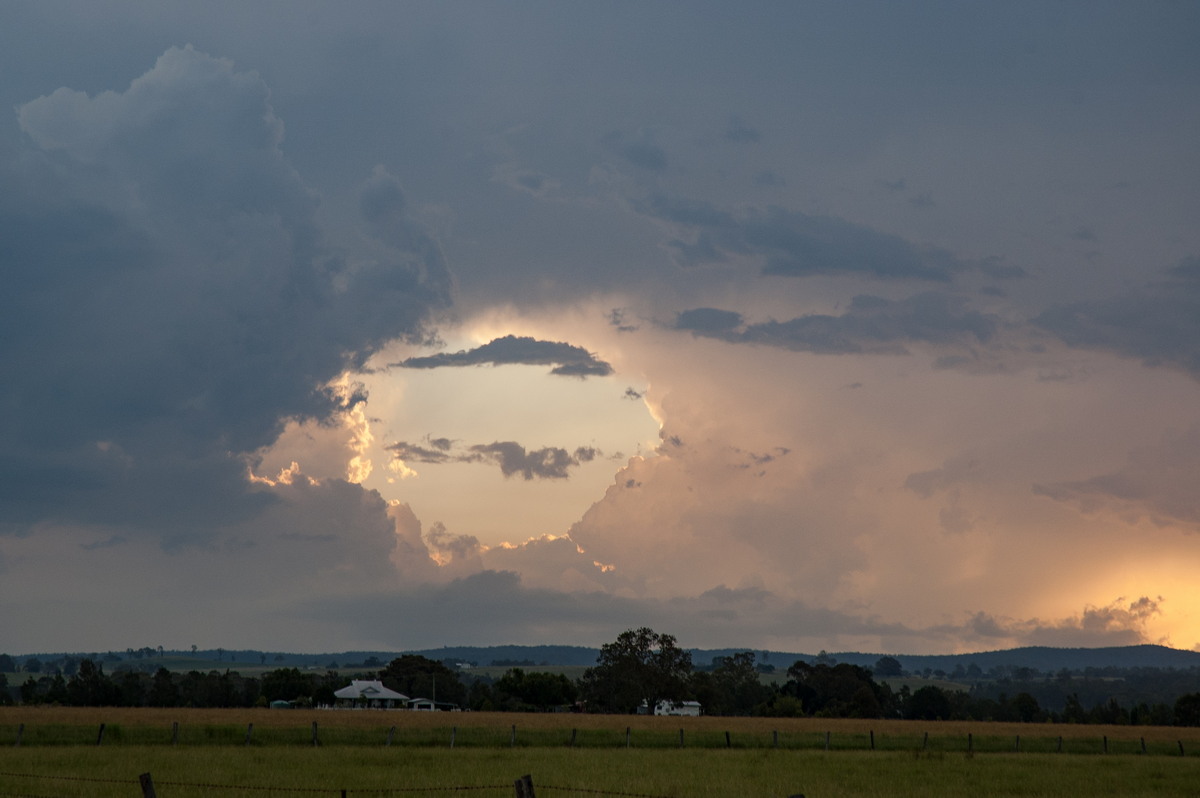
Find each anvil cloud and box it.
[2,2,1199,656]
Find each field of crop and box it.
[4,709,1200,797]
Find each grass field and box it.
[3,710,1200,797]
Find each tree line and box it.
[5,629,1200,726]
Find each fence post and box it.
[1141,737,1146,754]
[1014,735,1019,752]
[1103,735,1108,754]
[96,723,106,746]
[1179,740,1185,756]
[514,773,536,798]
[14,723,23,747]
[773,730,778,748]
[451,726,456,748]
[139,772,157,798]
[869,730,874,750]
[967,733,973,754]
[570,728,577,747]
[625,726,631,748]
[511,724,517,747]
[245,723,253,746]
[387,725,395,746]
[679,728,684,748]
[312,721,319,747]
[172,721,179,746]
[1057,736,1063,753]
[922,731,928,751]
[824,731,830,751]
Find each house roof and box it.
[333,680,409,701]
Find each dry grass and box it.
[4,706,1200,744]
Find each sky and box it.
[3,1,1200,657]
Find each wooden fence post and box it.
[869,730,874,750]
[824,731,830,751]
[96,723,106,746]
[510,724,517,747]
[312,721,319,747]
[514,773,536,798]
[451,726,457,748]
[570,728,577,747]
[245,723,253,746]
[172,721,179,745]
[625,726,631,748]
[139,772,157,798]
[1141,737,1147,754]
[386,725,395,746]
[1014,735,1020,752]
[1057,736,1063,753]
[679,728,685,748]
[967,733,973,754]
[1103,735,1108,754]
[922,731,928,751]
[772,730,778,748]
[14,723,23,747]
[725,731,732,748]
[1178,740,1185,756]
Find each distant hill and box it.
[405,643,1200,674]
[694,645,1200,673]
[7,643,1199,675]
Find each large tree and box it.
[579,627,692,714]
[378,655,466,707]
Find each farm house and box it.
[332,680,409,709]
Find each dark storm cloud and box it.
[469,442,598,480]
[1035,257,1200,378]
[388,441,456,466]
[396,334,614,377]
[0,46,447,540]
[389,439,604,480]
[637,193,1012,281]
[675,293,1001,355]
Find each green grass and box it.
[3,747,1200,797]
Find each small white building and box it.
[333,680,409,709]
[643,700,702,716]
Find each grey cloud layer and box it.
[1035,258,1200,378]
[675,293,1001,356]
[637,193,1023,281]
[396,335,613,377]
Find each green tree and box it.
[378,655,466,707]
[494,668,578,711]
[148,667,179,707]
[1175,693,1200,727]
[260,667,317,703]
[906,685,953,720]
[873,656,902,677]
[702,652,771,716]
[579,627,692,714]
[66,659,117,706]
[0,654,17,672]
[785,661,892,718]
